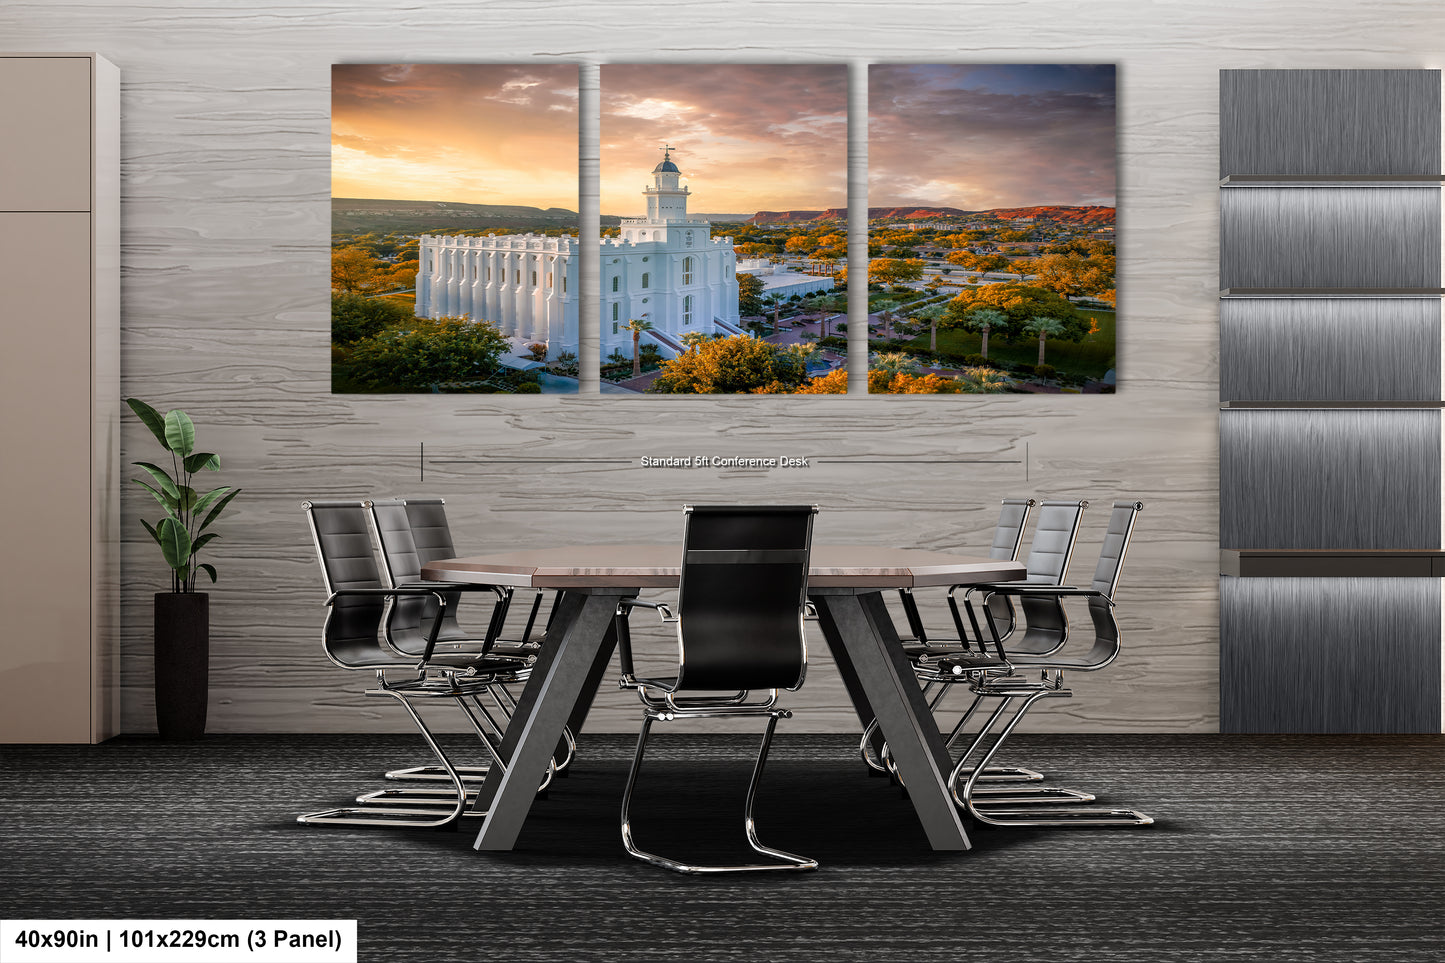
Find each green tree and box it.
[762,292,786,333]
[912,303,952,354]
[679,330,712,351]
[871,298,901,339]
[1023,315,1067,366]
[647,335,805,394]
[348,316,509,390]
[331,292,415,345]
[950,306,1007,360]
[623,318,654,378]
[736,272,765,315]
[869,351,921,378]
[947,283,1091,343]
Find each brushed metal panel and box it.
[1219,299,1440,401]
[1220,577,1441,733]
[1220,69,1442,176]
[1220,188,1441,290]
[1220,409,1441,549]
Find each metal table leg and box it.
[812,589,971,852]
[471,589,626,850]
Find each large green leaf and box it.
[156,516,192,571]
[174,486,197,512]
[184,452,220,473]
[133,478,178,513]
[126,398,170,450]
[140,518,162,546]
[198,563,218,583]
[197,488,240,532]
[189,531,219,557]
[190,486,231,518]
[133,462,180,500]
[164,410,196,457]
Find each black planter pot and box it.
[154,592,209,740]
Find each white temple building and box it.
[413,147,740,361]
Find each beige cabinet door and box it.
[0,212,93,742]
[0,57,93,212]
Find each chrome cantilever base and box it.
[621,709,817,874]
[298,688,476,828]
[299,682,520,829]
[951,683,1153,828]
[384,688,577,782]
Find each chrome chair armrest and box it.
[618,598,677,621]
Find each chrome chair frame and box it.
[365,497,573,787]
[297,499,533,829]
[943,501,1152,828]
[614,504,819,874]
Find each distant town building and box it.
[414,146,740,360]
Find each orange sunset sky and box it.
[331,64,580,208]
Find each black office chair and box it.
[615,505,819,874]
[298,499,527,828]
[362,498,570,796]
[943,500,1152,828]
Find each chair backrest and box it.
[303,499,393,669]
[996,499,1086,657]
[1022,499,1089,584]
[674,505,817,692]
[989,497,1036,561]
[982,497,1037,638]
[1091,501,1143,599]
[1075,501,1143,669]
[403,498,458,565]
[368,497,474,656]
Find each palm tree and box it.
[1023,315,1066,367]
[679,330,710,351]
[623,318,654,377]
[913,303,948,353]
[762,292,786,335]
[869,350,920,378]
[871,298,901,339]
[958,307,1007,360]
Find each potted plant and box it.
[126,399,240,740]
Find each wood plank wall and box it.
[5,0,1442,733]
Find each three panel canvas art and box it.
[330,64,1116,396]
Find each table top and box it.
[421,544,1025,589]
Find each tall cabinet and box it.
[1218,69,1445,733]
[0,54,120,743]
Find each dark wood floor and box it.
[3,732,1443,962]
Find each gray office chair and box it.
[615,505,819,874]
[943,501,1153,827]
[897,497,1036,653]
[868,499,1088,790]
[862,497,1038,778]
[298,499,527,828]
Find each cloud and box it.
[867,64,1116,209]
[331,64,579,207]
[600,64,848,213]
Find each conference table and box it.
[421,544,1025,853]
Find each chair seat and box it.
[903,640,971,659]
[934,654,1009,674]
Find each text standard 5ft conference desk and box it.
[421,545,1025,853]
